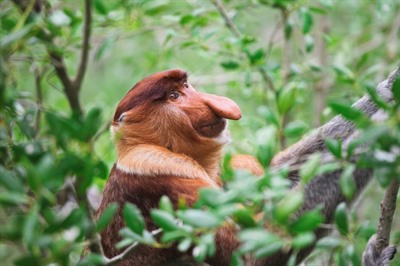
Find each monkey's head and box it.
[111,69,241,160]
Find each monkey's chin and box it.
[213,126,231,144]
[197,117,227,139]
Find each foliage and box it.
[0,0,399,265]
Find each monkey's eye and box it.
[183,82,189,88]
[169,91,180,100]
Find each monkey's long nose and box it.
[200,92,242,120]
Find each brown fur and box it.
[96,69,242,265]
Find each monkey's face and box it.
[168,81,241,139]
[112,69,241,156]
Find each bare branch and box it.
[72,0,92,90]
[103,229,162,266]
[375,179,400,254]
[211,0,241,39]
[47,52,82,115]
[280,8,291,84]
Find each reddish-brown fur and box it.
[96,69,244,265]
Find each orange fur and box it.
[231,154,264,176]
[95,69,243,265]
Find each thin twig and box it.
[92,121,111,142]
[103,229,163,266]
[47,0,92,116]
[73,0,92,90]
[211,0,241,38]
[33,66,44,137]
[313,14,329,127]
[375,179,400,254]
[278,8,291,149]
[280,8,290,84]
[75,185,104,255]
[265,16,283,58]
[258,67,276,91]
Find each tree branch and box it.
[313,14,329,127]
[33,66,44,137]
[103,229,162,266]
[272,66,400,167]
[280,8,290,84]
[375,179,400,254]
[72,0,92,90]
[211,0,241,39]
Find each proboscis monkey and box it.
[95,69,397,265]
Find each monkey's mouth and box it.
[197,116,227,138]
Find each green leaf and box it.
[0,167,23,191]
[193,243,207,262]
[94,0,108,15]
[290,208,324,233]
[292,232,315,249]
[161,230,189,243]
[249,49,265,65]
[142,230,156,245]
[256,144,274,168]
[231,251,245,266]
[284,22,293,40]
[284,121,308,138]
[392,76,400,104]
[96,203,118,232]
[258,106,280,127]
[334,202,349,236]
[178,238,192,252]
[339,165,356,200]
[325,138,342,159]
[254,241,284,258]
[180,15,194,25]
[150,209,178,231]
[23,210,38,245]
[0,191,29,205]
[238,228,280,248]
[365,84,389,110]
[123,203,145,235]
[221,60,240,70]
[159,196,174,214]
[232,208,256,227]
[178,210,221,228]
[301,9,313,34]
[95,36,117,62]
[300,153,321,184]
[277,86,296,114]
[0,24,35,49]
[329,102,365,122]
[274,191,303,223]
[333,65,355,82]
[316,236,342,249]
[82,107,102,141]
